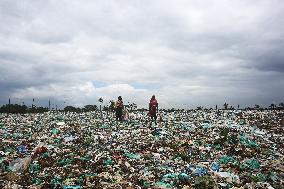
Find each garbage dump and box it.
[0,110,283,188]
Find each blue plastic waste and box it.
[194,167,208,176]
[17,145,27,153]
[211,162,220,172]
[152,128,162,135]
[186,164,195,174]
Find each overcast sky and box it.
[0,0,283,109]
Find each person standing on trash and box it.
[115,96,124,121]
[149,95,158,124]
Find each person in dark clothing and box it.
[115,96,124,121]
[149,95,158,123]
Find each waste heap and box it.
[0,110,283,188]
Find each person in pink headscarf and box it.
[149,95,158,123]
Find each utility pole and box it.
[8,98,11,113]
[98,97,103,118]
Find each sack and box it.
[123,109,129,121]
[9,156,32,173]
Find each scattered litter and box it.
[0,109,283,188]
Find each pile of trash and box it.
[0,110,283,188]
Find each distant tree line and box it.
[244,103,284,110]
[0,104,49,114]
[0,102,283,114]
[63,103,116,112]
[0,104,101,114]
[64,105,98,112]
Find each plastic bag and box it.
[9,156,32,173]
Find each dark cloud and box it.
[244,43,284,72]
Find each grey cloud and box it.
[0,0,284,108]
[243,42,284,72]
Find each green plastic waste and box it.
[163,173,178,179]
[78,173,97,185]
[143,181,151,187]
[29,163,41,174]
[80,155,92,161]
[82,173,98,178]
[43,171,50,178]
[100,124,109,129]
[32,178,43,185]
[51,175,63,188]
[194,140,202,146]
[256,173,266,182]
[178,173,190,181]
[218,155,237,164]
[104,159,114,166]
[239,119,245,125]
[53,138,61,143]
[58,158,74,167]
[214,144,222,150]
[3,133,10,139]
[5,147,14,153]
[240,135,258,148]
[56,116,65,121]
[160,165,171,170]
[51,128,59,135]
[12,133,23,139]
[0,158,9,172]
[125,152,141,159]
[269,172,278,182]
[40,152,50,159]
[202,123,213,129]
[240,159,260,170]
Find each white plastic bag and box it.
[9,156,32,173]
